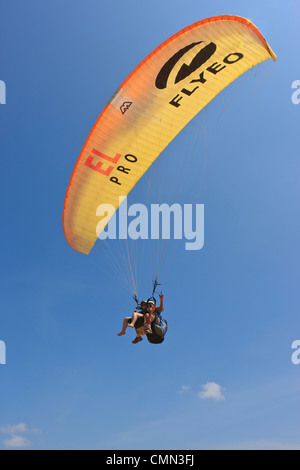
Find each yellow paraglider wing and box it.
[63,15,276,255]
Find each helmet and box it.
[147,296,157,306]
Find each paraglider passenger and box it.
[117,301,148,337]
[118,292,166,344]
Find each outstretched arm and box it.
[157,292,164,313]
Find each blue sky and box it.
[0,0,300,450]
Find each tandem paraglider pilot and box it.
[117,292,167,345]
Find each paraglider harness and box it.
[133,278,161,309]
[133,279,167,344]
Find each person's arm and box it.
[157,292,164,313]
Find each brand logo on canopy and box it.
[155,41,217,90]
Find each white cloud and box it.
[178,385,191,394]
[0,423,30,434]
[0,422,40,449]
[4,435,31,448]
[198,382,225,401]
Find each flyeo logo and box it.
[155,40,244,109]
[155,41,217,89]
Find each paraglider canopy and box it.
[63,15,276,256]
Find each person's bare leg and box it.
[144,313,154,333]
[117,317,131,336]
[129,311,143,328]
[144,313,154,326]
